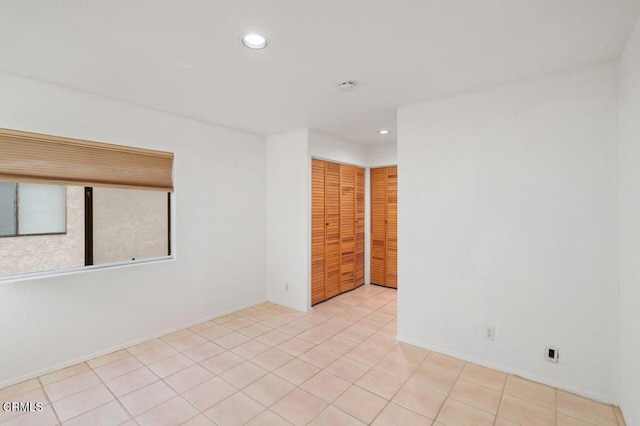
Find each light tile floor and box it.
[0,285,627,425]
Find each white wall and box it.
[619,15,640,425]
[266,129,370,313]
[308,130,368,167]
[397,64,620,403]
[266,129,310,312]
[0,71,267,387]
[367,142,397,168]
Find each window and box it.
[88,187,171,265]
[0,127,174,278]
[0,183,66,237]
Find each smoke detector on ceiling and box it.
[337,81,357,92]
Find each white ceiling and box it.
[1,0,639,145]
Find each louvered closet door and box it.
[324,162,341,299]
[355,167,365,286]
[311,159,326,305]
[370,168,387,285]
[311,160,366,306]
[386,166,398,288]
[340,165,356,292]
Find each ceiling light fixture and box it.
[242,33,268,49]
[378,129,390,135]
[337,81,357,92]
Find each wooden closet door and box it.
[355,167,365,286]
[325,162,341,299]
[311,159,326,305]
[370,168,387,285]
[386,166,398,288]
[339,165,356,292]
[311,160,367,305]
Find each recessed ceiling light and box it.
[378,129,390,135]
[242,33,268,49]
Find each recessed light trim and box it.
[242,33,268,49]
[378,129,390,135]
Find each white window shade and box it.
[0,127,174,192]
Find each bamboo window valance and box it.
[0,128,174,191]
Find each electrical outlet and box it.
[485,326,495,341]
[546,345,559,363]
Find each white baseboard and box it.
[0,298,268,390]
[266,298,309,313]
[396,334,619,407]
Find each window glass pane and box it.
[0,185,83,277]
[17,184,66,235]
[0,183,16,236]
[93,187,169,264]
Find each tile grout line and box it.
[553,388,560,426]
[441,372,506,418]
[0,301,300,425]
[193,315,332,423]
[254,292,394,424]
[174,326,311,424]
[326,316,408,425]
[95,346,179,424]
[37,375,64,426]
[73,353,166,424]
[363,350,416,422]
[493,377,508,426]
[287,297,397,425]
[122,352,211,424]
[40,367,109,425]
[427,353,468,424]
[97,370,137,425]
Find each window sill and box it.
[0,232,67,238]
[0,256,175,284]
